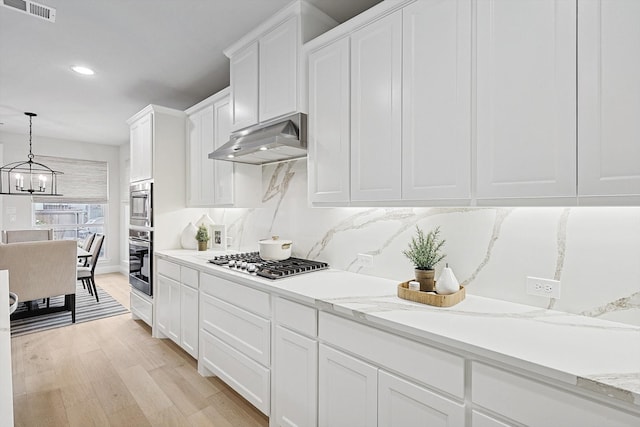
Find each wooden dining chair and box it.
[77,234,104,302]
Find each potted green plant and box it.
[195,224,210,251]
[402,225,446,292]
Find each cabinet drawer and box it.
[180,266,198,289]
[472,362,640,427]
[201,272,270,317]
[201,293,270,366]
[200,329,270,416]
[274,297,317,337]
[319,312,464,399]
[130,289,152,327]
[379,370,465,427]
[156,258,180,281]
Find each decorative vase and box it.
[435,264,459,295]
[414,268,435,292]
[197,241,208,251]
[196,213,215,228]
[181,222,198,249]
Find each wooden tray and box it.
[397,281,465,307]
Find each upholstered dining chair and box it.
[81,233,95,251]
[78,233,95,268]
[1,228,53,243]
[77,234,104,302]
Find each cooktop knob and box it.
[228,260,236,267]
[247,264,257,273]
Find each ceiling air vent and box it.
[2,0,56,22]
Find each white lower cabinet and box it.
[274,326,318,427]
[318,344,377,427]
[155,273,180,343]
[378,370,465,427]
[180,284,198,358]
[471,411,513,427]
[200,329,270,414]
[130,287,153,327]
[472,362,640,427]
[273,297,319,427]
[198,272,271,416]
[155,258,199,358]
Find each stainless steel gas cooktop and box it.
[208,252,329,280]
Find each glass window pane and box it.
[33,202,107,259]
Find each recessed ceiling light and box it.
[71,66,95,76]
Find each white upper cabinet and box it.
[308,37,351,203]
[350,10,403,202]
[259,16,299,122]
[475,0,577,200]
[402,0,471,201]
[578,0,640,198]
[213,95,235,206]
[186,103,215,206]
[129,112,153,183]
[230,42,259,132]
[186,88,260,208]
[226,1,337,131]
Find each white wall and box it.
[0,131,122,273]
[200,160,640,327]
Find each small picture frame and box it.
[210,224,227,250]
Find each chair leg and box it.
[91,277,99,303]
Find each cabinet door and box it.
[130,113,153,182]
[472,362,640,427]
[230,42,259,131]
[213,95,235,205]
[156,274,179,343]
[308,37,351,203]
[472,411,514,427]
[350,11,402,201]
[274,326,317,427]
[476,0,576,199]
[378,370,465,427]
[402,0,471,201]
[578,0,640,197]
[318,344,377,427]
[180,284,198,359]
[259,16,298,122]
[187,105,215,206]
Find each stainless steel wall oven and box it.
[129,228,152,296]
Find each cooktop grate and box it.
[208,252,329,280]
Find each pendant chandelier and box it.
[0,112,63,196]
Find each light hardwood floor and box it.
[11,273,269,427]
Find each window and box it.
[33,203,106,257]
[30,155,109,259]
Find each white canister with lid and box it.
[258,236,293,260]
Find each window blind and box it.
[33,155,109,203]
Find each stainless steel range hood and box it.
[209,113,307,165]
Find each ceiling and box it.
[0,0,381,146]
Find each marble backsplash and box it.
[201,159,640,327]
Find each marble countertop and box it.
[156,249,640,408]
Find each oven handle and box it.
[129,237,151,249]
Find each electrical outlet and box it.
[526,276,561,299]
[357,253,374,267]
